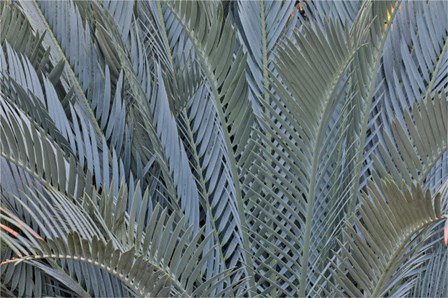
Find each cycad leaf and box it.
[236,0,296,112]
[102,0,134,42]
[14,0,134,185]
[0,44,72,154]
[1,232,169,297]
[165,1,257,290]
[412,239,448,297]
[176,86,245,289]
[373,93,448,188]
[0,99,85,197]
[342,0,399,210]
[327,178,444,297]
[300,0,362,27]
[19,0,109,145]
[246,10,371,296]
[88,2,201,228]
[380,1,448,109]
[0,205,235,297]
[0,191,129,297]
[0,1,51,72]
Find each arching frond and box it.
[164,0,258,290]
[236,0,296,113]
[373,93,448,188]
[1,0,446,296]
[245,7,372,295]
[325,178,444,297]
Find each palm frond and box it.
[0,1,52,72]
[14,0,135,189]
[0,187,128,297]
[373,93,448,188]
[380,1,448,115]
[244,6,374,294]
[1,99,85,198]
[102,0,135,43]
[1,201,238,297]
[140,1,203,114]
[1,0,446,296]
[236,0,296,113]
[177,86,246,293]
[0,43,72,154]
[298,0,362,28]
[324,178,444,297]
[91,2,202,229]
[19,0,112,146]
[342,0,399,210]
[136,3,248,285]
[369,1,448,197]
[1,230,171,297]
[412,236,448,297]
[164,0,258,290]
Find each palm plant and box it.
[0,0,447,296]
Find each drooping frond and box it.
[1,198,238,297]
[1,99,87,199]
[2,229,172,297]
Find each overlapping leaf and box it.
[325,178,444,297]
[245,8,372,295]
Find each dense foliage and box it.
[1,0,447,297]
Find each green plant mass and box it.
[1,0,447,297]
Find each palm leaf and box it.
[0,99,85,197]
[0,202,238,297]
[373,93,448,188]
[19,0,112,147]
[236,0,296,113]
[0,1,52,74]
[342,0,399,211]
[299,0,362,27]
[135,3,248,287]
[370,1,448,196]
[7,0,135,189]
[1,0,447,296]
[1,231,171,297]
[244,7,372,295]
[324,178,444,297]
[90,2,203,229]
[177,86,245,293]
[412,237,448,297]
[164,0,258,290]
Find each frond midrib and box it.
[155,3,230,268]
[370,217,444,296]
[20,0,107,155]
[164,2,256,291]
[96,6,196,218]
[424,29,448,97]
[297,35,361,298]
[2,251,190,298]
[348,0,402,211]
